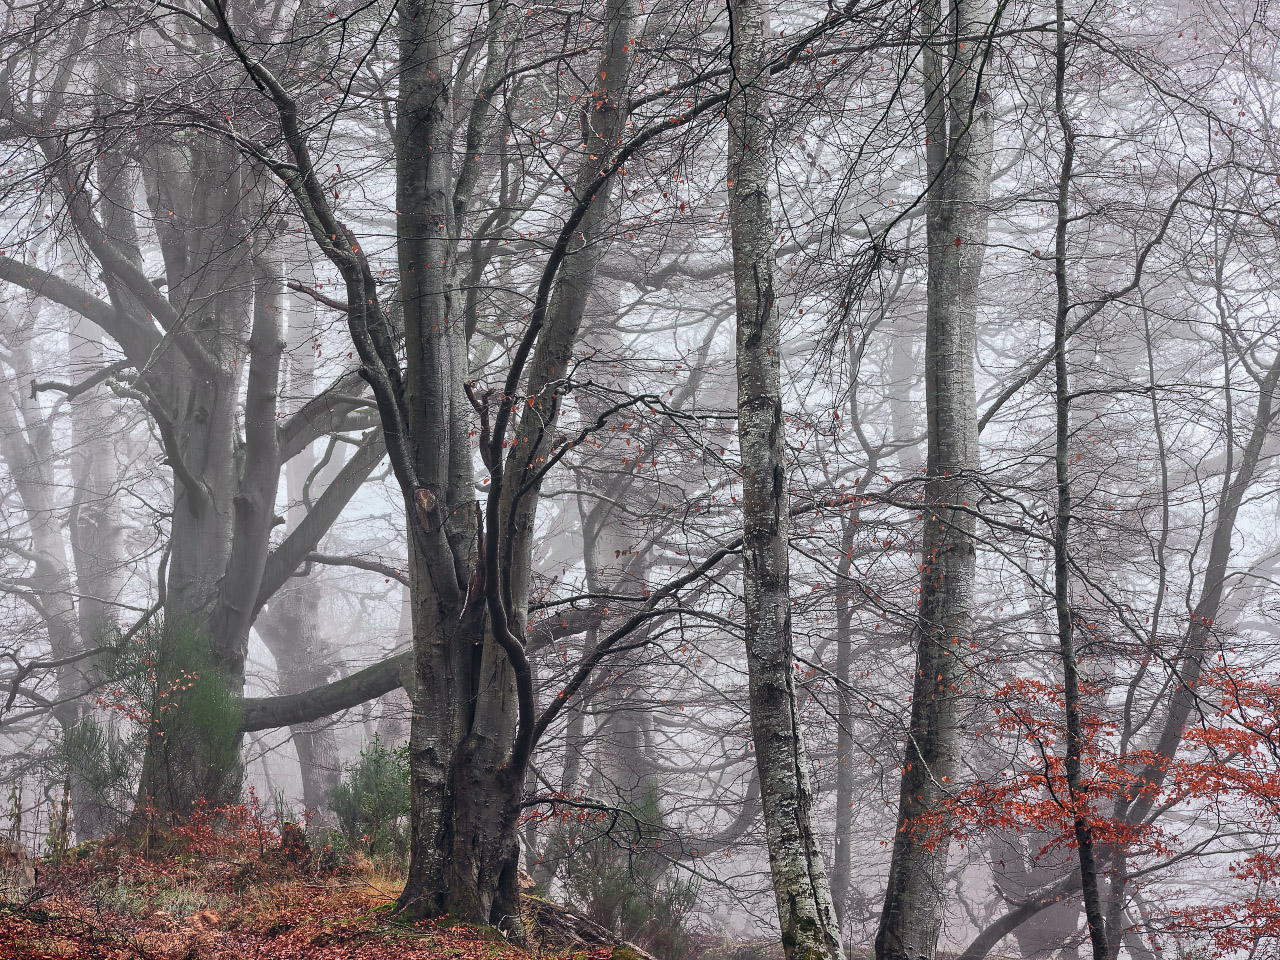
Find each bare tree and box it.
[876,2,996,957]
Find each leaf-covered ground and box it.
[0,849,622,960]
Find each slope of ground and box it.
[0,843,648,960]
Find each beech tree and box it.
[875,1,995,956]
[0,5,390,825]
[727,0,844,954]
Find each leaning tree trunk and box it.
[726,0,844,957]
[876,2,995,959]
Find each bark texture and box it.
[726,1,844,956]
[393,0,490,924]
[254,258,343,819]
[0,46,385,819]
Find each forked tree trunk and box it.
[726,0,844,956]
[410,0,638,932]
[394,0,485,917]
[876,2,995,958]
[392,0,529,928]
[215,0,632,929]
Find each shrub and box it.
[129,620,243,817]
[328,736,410,863]
[42,618,245,847]
[547,788,700,960]
[55,715,137,836]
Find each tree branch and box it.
[30,359,132,400]
[0,257,143,351]
[956,874,1078,960]
[253,428,387,615]
[277,367,369,462]
[238,649,410,732]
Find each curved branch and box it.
[254,428,387,614]
[305,551,407,585]
[238,649,410,732]
[0,257,141,350]
[956,874,1078,960]
[30,359,132,400]
[277,367,369,462]
[977,162,1224,433]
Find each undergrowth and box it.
[0,797,643,960]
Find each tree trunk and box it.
[375,593,413,747]
[394,0,501,925]
[726,0,844,956]
[0,301,99,833]
[404,0,638,930]
[208,249,284,688]
[0,22,385,829]
[876,3,994,958]
[831,384,878,934]
[66,311,127,840]
[255,249,342,820]
[257,585,342,817]
[1048,7,1107,958]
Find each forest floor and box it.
[0,844,642,960]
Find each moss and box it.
[780,915,839,960]
[2,904,55,924]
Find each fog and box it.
[2,1,1280,958]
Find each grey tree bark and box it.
[832,335,884,934]
[200,0,711,928]
[254,263,343,818]
[1099,296,1280,953]
[0,42,385,816]
[0,299,100,830]
[726,0,844,956]
[876,2,995,958]
[66,313,128,840]
[420,0,637,929]
[391,0,488,922]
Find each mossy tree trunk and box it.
[726,0,845,956]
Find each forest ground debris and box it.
[0,835,631,960]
